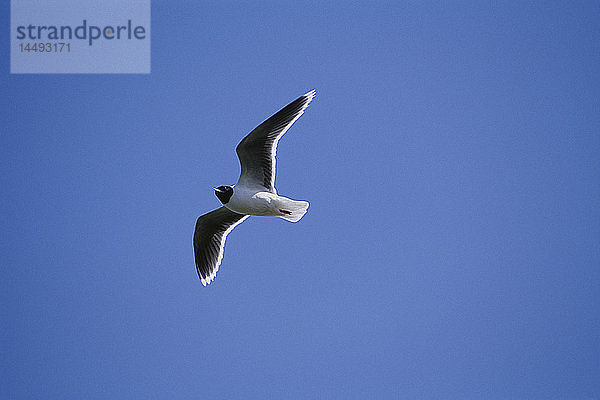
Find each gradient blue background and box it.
[2,2,599,399]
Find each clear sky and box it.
[2,2,599,399]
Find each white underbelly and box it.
[226,189,280,216]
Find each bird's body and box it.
[193,90,316,285]
[226,187,309,222]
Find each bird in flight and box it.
[193,90,316,286]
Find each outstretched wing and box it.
[236,90,316,192]
[193,207,249,286]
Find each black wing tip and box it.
[302,89,316,103]
[195,266,211,286]
[200,274,212,286]
[195,260,214,286]
[282,89,315,116]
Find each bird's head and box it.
[214,185,234,204]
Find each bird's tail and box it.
[278,199,309,223]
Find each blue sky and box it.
[2,2,599,399]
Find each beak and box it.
[213,187,221,192]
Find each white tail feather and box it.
[278,200,309,222]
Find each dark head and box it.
[214,185,234,204]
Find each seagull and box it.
[193,90,316,286]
